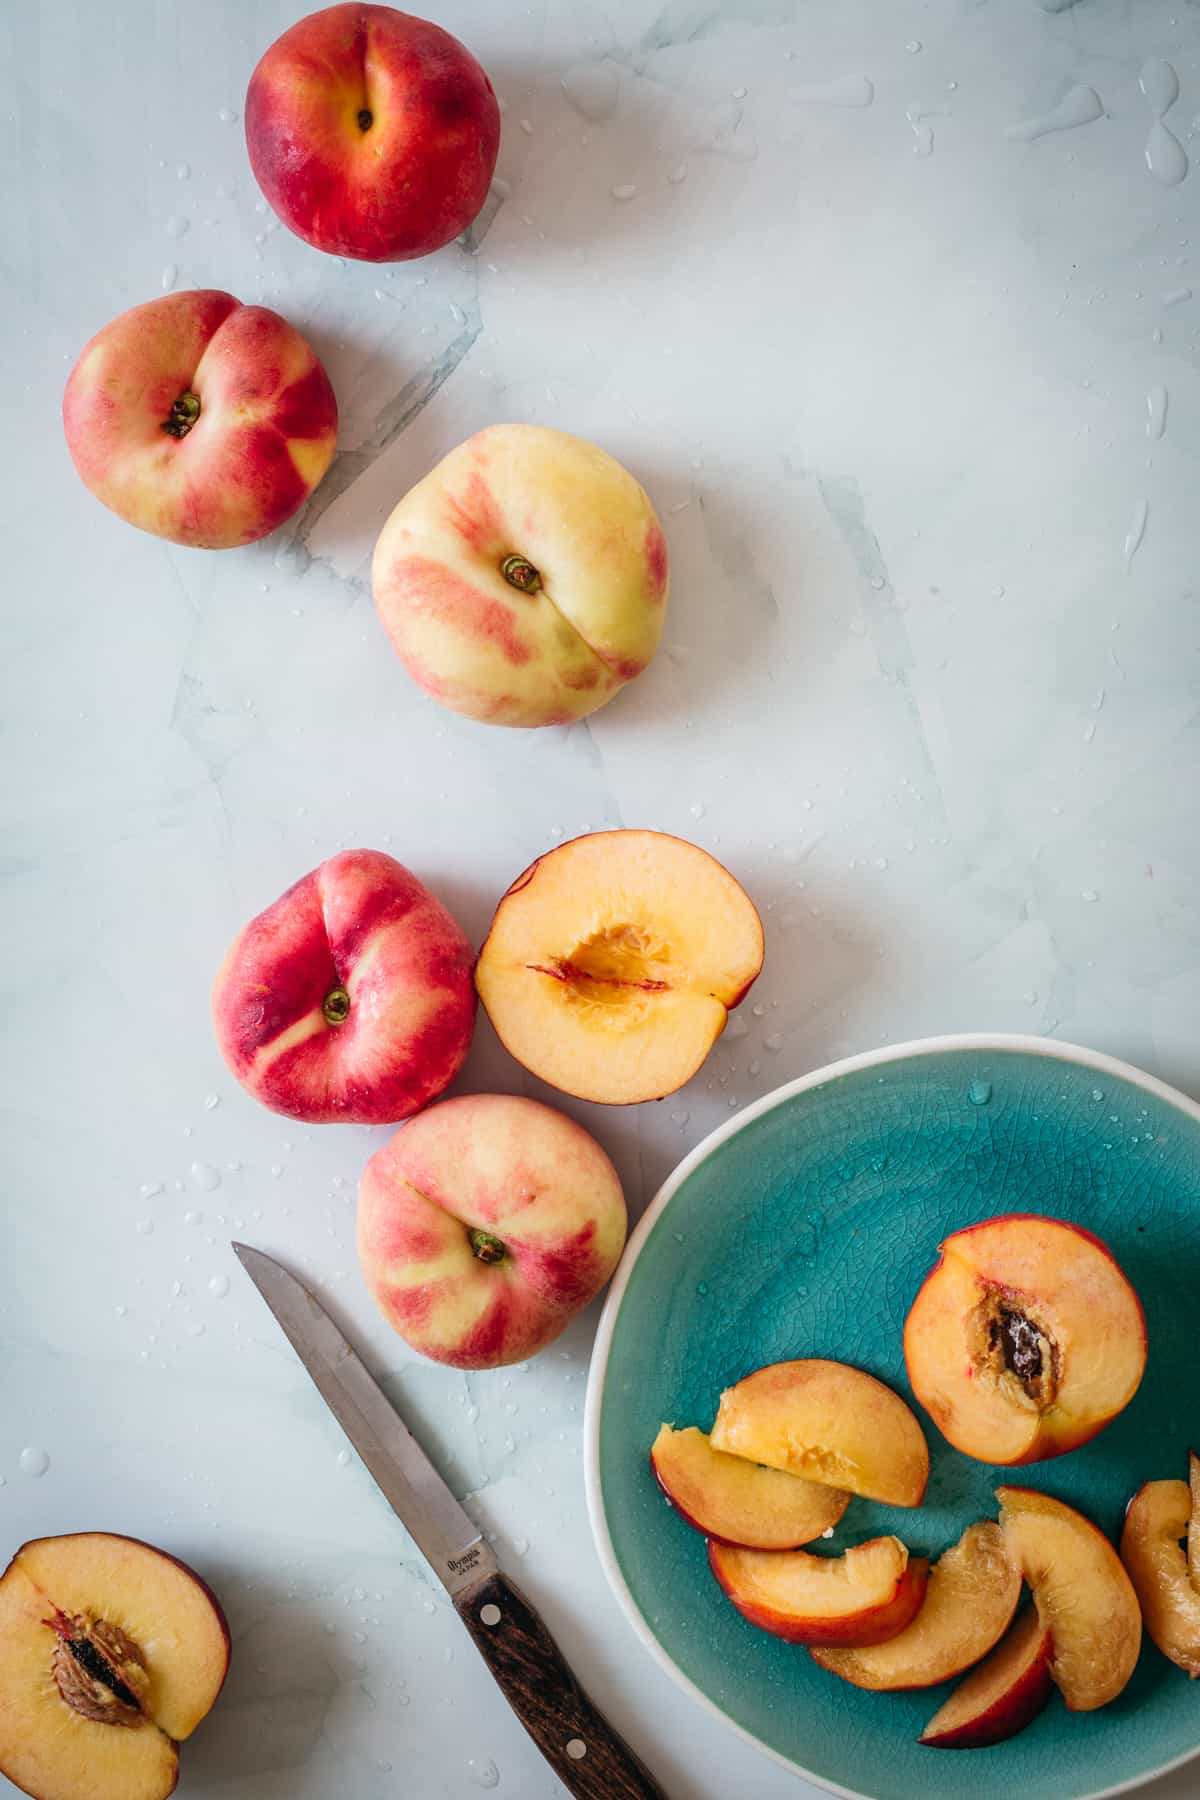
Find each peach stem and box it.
[469,1229,507,1265]
[162,390,200,439]
[501,553,542,593]
[322,986,351,1026]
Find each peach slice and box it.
[475,830,763,1105]
[1189,1449,1200,1589]
[709,1360,929,1507]
[709,1536,929,1647]
[920,1604,1053,1749]
[1121,1478,1200,1678]
[998,1486,1142,1710]
[0,1533,229,1800]
[811,1521,1020,1689]
[651,1425,851,1550]
[903,1213,1146,1465]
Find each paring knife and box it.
[232,1243,667,1800]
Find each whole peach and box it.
[212,849,474,1124]
[371,424,669,727]
[63,290,337,548]
[245,4,500,262]
[357,1094,627,1367]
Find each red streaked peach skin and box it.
[371,425,668,728]
[245,4,500,262]
[811,1522,1021,1690]
[63,290,336,548]
[998,1486,1142,1710]
[357,1093,626,1368]
[709,1360,929,1507]
[0,1532,229,1800]
[709,1537,929,1647]
[212,848,474,1124]
[475,830,762,1105]
[651,1425,851,1550]
[903,1212,1147,1465]
[920,1604,1053,1749]
[1120,1477,1200,1678]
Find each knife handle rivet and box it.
[479,1603,502,1627]
[566,1739,587,1761]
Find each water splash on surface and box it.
[1005,85,1102,142]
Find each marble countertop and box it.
[5,0,1200,1795]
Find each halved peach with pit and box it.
[651,1425,850,1550]
[1121,1475,1200,1678]
[810,1521,1021,1690]
[709,1536,929,1647]
[920,1604,1053,1749]
[474,830,764,1105]
[0,1532,229,1800]
[998,1486,1142,1710]
[903,1213,1146,1465]
[709,1359,929,1507]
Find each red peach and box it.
[357,1093,627,1367]
[63,289,337,548]
[245,4,500,262]
[212,849,474,1124]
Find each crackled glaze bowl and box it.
[585,1035,1200,1800]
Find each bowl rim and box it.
[583,1031,1200,1800]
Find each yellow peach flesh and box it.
[710,1359,929,1507]
[1121,1478,1200,1678]
[651,1425,850,1549]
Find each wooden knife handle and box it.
[456,1571,668,1799]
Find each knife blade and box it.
[233,1242,667,1800]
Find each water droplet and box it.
[203,1093,220,1111]
[136,1219,154,1236]
[968,1079,992,1106]
[1005,85,1103,142]
[337,1449,351,1468]
[905,38,923,52]
[792,74,873,108]
[165,215,189,238]
[19,1448,49,1478]
[1146,384,1168,440]
[666,161,688,183]
[519,118,534,135]
[208,1274,230,1299]
[688,800,706,819]
[1162,285,1192,306]
[270,1164,284,1179]
[160,264,177,291]
[1123,496,1149,569]
[699,100,758,161]
[764,1032,784,1052]
[905,107,943,157]
[561,61,620,121]
[218,105,238,123]
[1081,888,1099,902]
[175,162,190,180]
[992,584,1006,598]
[184,1320,205,1337]
[696,1281,709,1297]
[422,1599,437,1615]
[670,1109,689,1126]
[467,1758,500,1789]
[183,1211,202,1227]
[1140,62,1188,184]
[1091,1088,1104,1101]
[513,1536,529,1556]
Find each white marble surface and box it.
[5,0,1200,1795]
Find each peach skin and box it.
[212,849,474,1124]
[63,290,337,548]
[357,1093,627,1367]
[245,4,500,261]
[371,424,669,727]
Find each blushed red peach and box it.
[212,849,474,1124]
[63,290,337,548]
[357,1093,627,1367]
[245,4,500,262]
[371,424,669,727]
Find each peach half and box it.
[998,1486,1142,1710]
[920,1604,1053,1749]
[651,1426,850,1550]
[811,1521,1021,1690]
[0,1533,229,1800]
[709,1360,929,1508]
[475,830,763,1105]
[709,1536,928,1647]
[903,1212,1147,1465]
[1120,1475,1200,1678]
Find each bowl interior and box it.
[591,1043,1200,1800]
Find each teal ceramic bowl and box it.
[584,1036,1200,1800]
